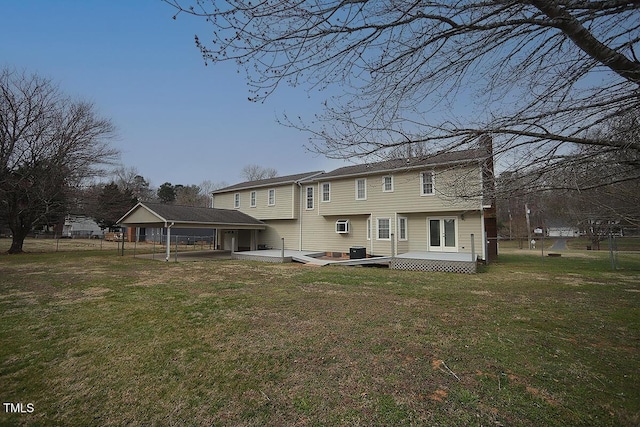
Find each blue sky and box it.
[1,0,345,188]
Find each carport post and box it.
[165,222,174,262]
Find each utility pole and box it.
[525,203,532,249]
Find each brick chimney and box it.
[480,134,498,262]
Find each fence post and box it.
[174,235,178,262]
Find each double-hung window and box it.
[321,182,330,202]
[234,193,240,208]
[398,217,408,241]
[377,218,390,240]
[356,178,367,200]
[250,191,257,207]
[421,171,434,195]
[306,186,314,210]
[268,189,276,206]
[383,176,393,192]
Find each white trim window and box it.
[250,191,257,207]
[382,176,393,192]
[356,178,367,200]
[420,171,435,195]
[234,193,240,208]
[321,182,331,202]
[398,216,408,241]
[268,188,276,206]
[367,218,371,240]
[377,218,391,240]
[306,186,314,210]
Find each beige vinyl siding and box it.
[456,211,484,257]
[258,220,301,250]
[299,213,370,253]
[403,212,483,255]
[317,164,481,217]
[214,184,298,220]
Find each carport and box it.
[117,202,265,261]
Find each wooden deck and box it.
[232,250,477,273]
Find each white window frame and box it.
[250,191,257,207]
[306,186,314,210]
[268,188,276,206]
[420,171,435,196]
[356,178,367,200]
[335,219,350,234]
[234,193,240,208]
[382,175,393,192]
[321,182,331,202]
[377,218,391,240]
[367,218,371,240]
[398,216,408,241]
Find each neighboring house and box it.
[546,221,580,238]
[60,214,103,238]
[213,144,497,262]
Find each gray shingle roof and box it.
[213,171,324,193]
[135,202,264,225]
[306,149,485,181]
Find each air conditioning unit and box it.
[335,219,350,234]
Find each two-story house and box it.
[213,145,496,263]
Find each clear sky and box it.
[1,0,346,188]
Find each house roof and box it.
[117,202,265,229]
[213,171,324,194]
[305,149,486,181]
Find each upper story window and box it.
[306,186,314,210]
[356,178,367,200]
[234,193,240,208]
[250,191,257,207]
[268,188,276,206]
[321,182,331,202]
[421,171,435,195]
[382,176,393,192]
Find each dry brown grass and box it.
[0,242,639,426]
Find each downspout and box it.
[165,221,174,261]
[297,182,303,250]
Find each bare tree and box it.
[175,184,205,206]
[198,179,228,207]
[111,166,154,202]
[240,164,278,181]
[497,109,640,248]
[165,0,639,187]
[0,68,117,253]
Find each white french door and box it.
[428,217,458,252]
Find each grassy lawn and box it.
[1,240,639,426]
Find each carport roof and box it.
[117,202,265,229]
